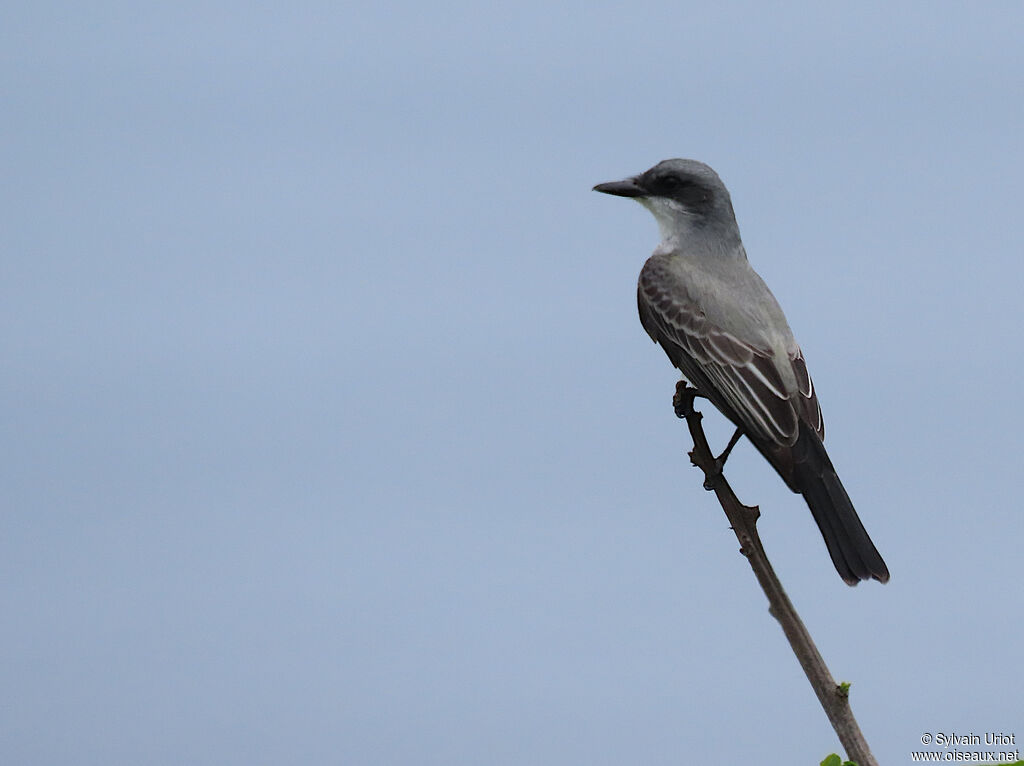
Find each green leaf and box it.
[819,755,857,766]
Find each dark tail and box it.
[791,423,889,586]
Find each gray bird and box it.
[595,159,889,585]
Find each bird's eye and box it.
[658,175,679,190]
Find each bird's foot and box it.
[672,381,695,419]
[715,427,743,469]
[673,381,709,419]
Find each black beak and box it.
[592,177,646,198]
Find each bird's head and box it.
[594,159,740,248]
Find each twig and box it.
[672,381,879,766]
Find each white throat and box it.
[638,195,743,258]
[638,197,699,250]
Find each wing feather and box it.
[791,351,824,439]
[638,258,821,447]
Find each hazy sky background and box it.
[3,2,1023,764]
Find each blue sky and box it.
[3,2,1023,764]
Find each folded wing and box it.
[638,257,822,448]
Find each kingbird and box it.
[595,159,889,585]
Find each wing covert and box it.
[638,258,819,446]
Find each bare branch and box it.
[672,381,878,766]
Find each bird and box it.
[594,159,889,585]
